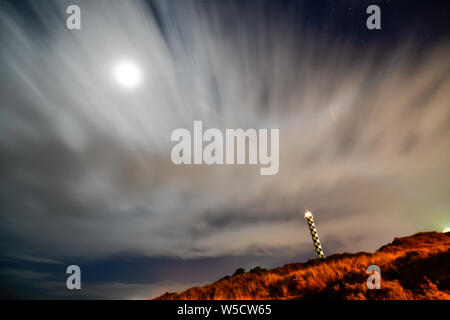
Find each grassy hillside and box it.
[156,232,450,300]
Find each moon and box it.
[113,61,142,89]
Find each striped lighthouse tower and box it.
[304,211,325,259]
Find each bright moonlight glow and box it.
[114,61,142,89]
[443,227,450,233]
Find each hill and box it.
[156,232,450,300]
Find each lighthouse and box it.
[304,210,325,259]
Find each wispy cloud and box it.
[0,0,449,270]
[0,266,202,299]
[2,253,62,265]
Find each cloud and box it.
[0,0,449,267]
[0,268,52,280]
[79,281,204,300]
[0,266,199,299]
[1,253,62,265]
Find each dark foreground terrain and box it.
[156,232,450,300]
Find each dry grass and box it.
[156,232,450,300]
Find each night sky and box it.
[1,0,450,299]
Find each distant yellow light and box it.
[304,211,313,218]
[443,227,450,233]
